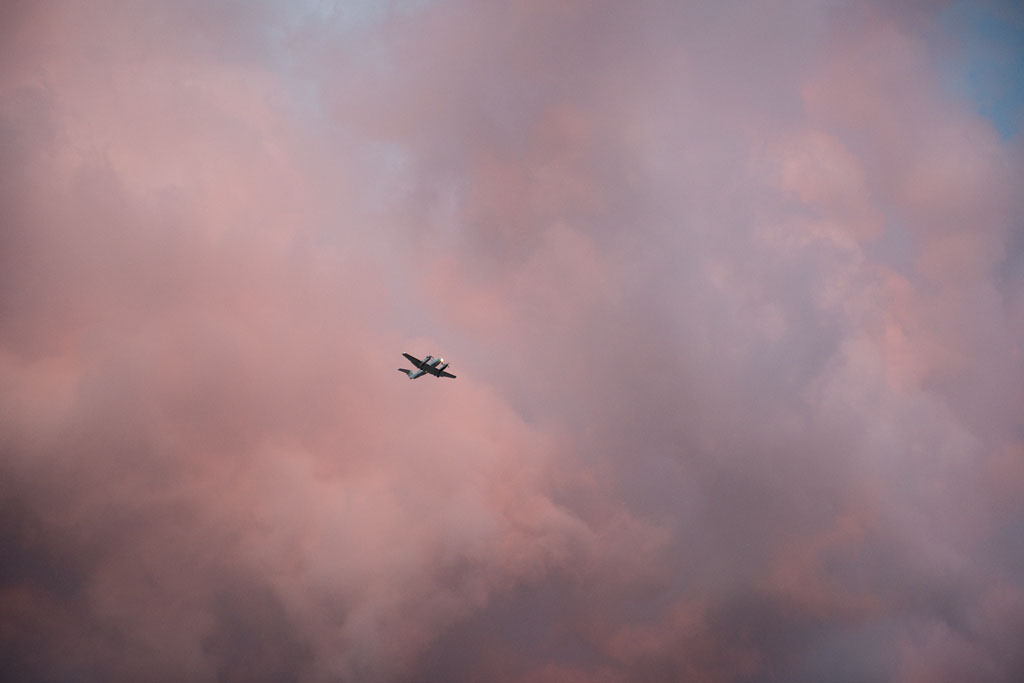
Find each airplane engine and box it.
[423,355,432,364]
[437,362,449,372]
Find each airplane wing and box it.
[439,371,456,379]
[402,353,423,368]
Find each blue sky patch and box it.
[936,0,1024,138]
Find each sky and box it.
[1,1,1023,681]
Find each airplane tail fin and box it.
[397,368,413,377]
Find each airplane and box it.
[398,353,456,379]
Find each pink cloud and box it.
[2,1,1023,681]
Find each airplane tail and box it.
[397,368,413,377]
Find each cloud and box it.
[2,1,1023,681]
